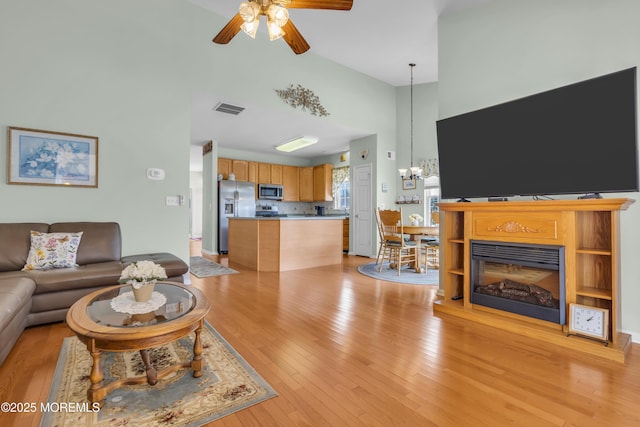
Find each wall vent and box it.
[213,102,245,115]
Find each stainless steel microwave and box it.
[258,183,284,200]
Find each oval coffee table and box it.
[66,282,210,404]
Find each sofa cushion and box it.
[49,222,121,265]
[0,277,35,331]
[22,231,83,271]
[0,223,49,272]
[23,261,123,295]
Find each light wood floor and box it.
[2,241,640,426]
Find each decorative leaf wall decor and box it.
[274,84,329,117]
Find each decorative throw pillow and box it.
[22,231,83,271]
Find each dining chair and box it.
[378,208,418,275]
[374,208,391,265]
[421,211,440,270]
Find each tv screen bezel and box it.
[436,67,639,201]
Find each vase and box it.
[411,220,420,226]
[131,281,155,302]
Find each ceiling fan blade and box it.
[212,13,244,44]
[286,0,353,10]
[282,20,311,55]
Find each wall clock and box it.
[568,303,609,344]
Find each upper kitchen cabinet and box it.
[232,160,249,181]
[258,163,271,184]
[218,158,232,179]
[299,167,314,202]
[313,164,334,202]
[282,166,300,201]
[218,158,250,181]
[248,162,259,184]
[270,164,283,185]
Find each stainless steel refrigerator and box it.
[218,180,256,254]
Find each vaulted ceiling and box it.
[188,0,492,170]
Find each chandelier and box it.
[239,1,289,41]
[399,63,423,180]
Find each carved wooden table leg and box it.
[192,319,204,378]
[140,349,158,386]
[87,339,106,403]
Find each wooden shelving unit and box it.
[435,198,634,362]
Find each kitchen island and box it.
[228,217,345,272]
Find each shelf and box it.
[576,248,612,256]
[448,268,465,276]
[449,239,464,244]
[576,287,612,300]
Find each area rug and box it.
[41,322,276,427]
[190,256,238,278]
[357,262,439,285]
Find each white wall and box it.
[438,0,640,340]
[396,82,439,220]
[0,0,192,261]
[0,0,398,264]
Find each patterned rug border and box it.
[357,262,439,286]
[41,321,276,427]
[190,256,238,278]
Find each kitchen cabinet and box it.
[248,162,259,198]
[218,158,251,181]
[228,217,343,272]
[282,166,300,201]
[218,158,232,179]
[248,162,258,183]
[232,160,249,181]
[270,164,283,185]
[299,167,314,202]
[313,164,333,202]
[258,163,271,184]
[343,218,349,252]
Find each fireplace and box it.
[470,240,566,325]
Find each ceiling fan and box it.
[212,0,353,55]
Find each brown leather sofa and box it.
[0,222,189,366]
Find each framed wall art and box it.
[402,178,416,190]
[7,127,98,188]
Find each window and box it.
[333,166,350,210]
[423,176,440,226]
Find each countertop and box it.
[231,215,348,220]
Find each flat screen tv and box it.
[436,67,638,200]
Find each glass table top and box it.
[86,282,196,328]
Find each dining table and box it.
[403,225,439,273]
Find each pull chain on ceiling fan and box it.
[212,0,353,55]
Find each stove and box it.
[255,205,287,217]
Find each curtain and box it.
[420,158,439,177]
[332,166,350,197]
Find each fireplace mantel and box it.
[434,198,634,362]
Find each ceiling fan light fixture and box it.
[267,4,289,27]
[239,1,260,22]
[276,136,318,153]
[241,19,259,38]
[267,20,286,41]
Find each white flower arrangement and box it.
[409,213,423,223]
[119,260,167,289]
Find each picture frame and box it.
[402,178,416,190]
[7,126,98,188]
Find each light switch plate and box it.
[166,196,180,206]
[147,168,165,180]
